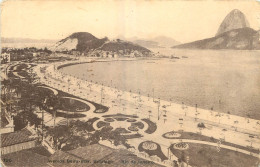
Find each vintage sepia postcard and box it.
[1,0,260,166]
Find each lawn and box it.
[141,119,157,134]
[131,122,144,129]
[170,143,259,167]
[138,141,168,161]
[85,117,100,132]
[162,131,259,154]
[57,90,109,114]
[96,121,110,128]
[59,98,90,112]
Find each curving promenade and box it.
[32,60,260,165]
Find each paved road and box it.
[32,61,260,161]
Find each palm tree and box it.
[163,110,167,115]
[148,110,152,120]
[247,114,250,123]
[47,94,60,127]
[163,114,167,123]
[227,111,230,119]
[77,81,81,89]
[67,78,71,92]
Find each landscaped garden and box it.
[95,114,156,140]
[59,97,90,112]
[141,118,157,134]
[96,121,110,128]
[138,141,168,161]
[58,91,109,114]
[162,131,260,154]
[170,143,260,167]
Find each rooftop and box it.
[49,144,164,167]
[1,146,50,167]
[1,128,35,147]
[1,112,9,128]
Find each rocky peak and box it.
[216,9,250,36]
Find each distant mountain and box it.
[216,9,250,36]
[173,27,260,50]
[151,36,180,47]
[173,9,260,50]
[118,35,180,48]
[98,39,150,53]
[51,32,152,57]
[51,32,108,52]
[132,40,160,48]
[1,37,57,43]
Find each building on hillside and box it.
[102,52,108,58]
[33,52,39,57]
[108,54,113,58]
[0,129,37,155]
[1,52,11,63]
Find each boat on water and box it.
[170,55,180,59]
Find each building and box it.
[1,53,11,63]
[1,129,37,155]
[48,143,164,167]
[0,101,15,134]
[0,112,14,134]
[1,146,51,167]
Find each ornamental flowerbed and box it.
[59,98,90,112]
[162,131,181,139]
[104,118,115,122]
[141,119,157,134]
[127,119,137,122]
[138,141,168,161]
[131,122,144,129]
[96,121,110,128]
[128,126,139,132]
[170,143,259,167]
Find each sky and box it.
[1,0,260,43]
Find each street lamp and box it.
[157,98,160,120]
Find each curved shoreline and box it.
[40,60,260,133]
[57,58,260,121]
[28,60,260,163]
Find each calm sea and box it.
[60,49,260,119]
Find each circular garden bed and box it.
[173,142,189,150]
[162,131,181,139]
[138,141,168,161]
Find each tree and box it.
[197,122,206,134]
[46,125,72,150]
[163,114,167,123]
[46,94,60,127]
[197,122,206,128]
[148,110,152,120]
[247,114,250,123]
